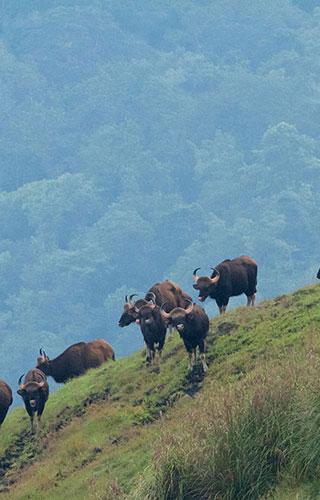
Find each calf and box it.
[135,301,167,365]
[161,302,209,372]
[17,369,49,432]
[0,380,13,426]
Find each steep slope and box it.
[0,284,319,499]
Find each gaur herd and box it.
[0,255,315,431]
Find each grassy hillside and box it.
[1,284,320,499]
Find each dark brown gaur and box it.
[135,300,167,366]
[0,380,12,427]
[36,339,115,383]
[161,301,209,372]
[193,256,258,314]
[17,369,49,433]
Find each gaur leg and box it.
[37,402,45,429]
[187,351,193,370]
[198,339,208,372]
[30,414,35,433]
[157,335,166,364]
[145,343,153,364]
[217,299,228,314]
[187,348,196,370]
[219,305,227,314]
[150,349,155,365]
[167,324,174,335]
[0,409,8,426]
[183,341,194,370]
[246,294,256,307]
[192,348,196,368]
[149,342,156,365]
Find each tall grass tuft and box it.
[131,349,320,499]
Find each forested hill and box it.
[0,1,320,391]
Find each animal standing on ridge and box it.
[118,280,192,328]
[36,339,115,383]
[135,298,167,365]
[161,301,209,372]
[193,256,257,314]
[17,369,49,432]
[0,380,13,426]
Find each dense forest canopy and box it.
[0,0,319,397]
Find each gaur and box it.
[36,339,115,383]
[161,301,209,372]
[0,380,13,426]
[193,255,257,314]
[17,369,49,432]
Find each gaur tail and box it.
[112,352,116,361]
[317,268,320,279]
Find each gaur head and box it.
[17,374,45,410]
[36,348,51,376]
[135,295,159,327]
[118,295,142,327]
[160,301,194,333]
[192,267,220,302]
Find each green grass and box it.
[1,284,320,499]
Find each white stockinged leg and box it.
[188,351,193,370]
[200,353,208,372]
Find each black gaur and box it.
[193,256,257,314]
[161,302,209,372]
[17,369,49,432]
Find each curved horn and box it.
[18,374,24,386]
[210,268,220,284]
[160,302,171,320]
[129,294,138,304]
[146,292,157,304]
[125,295,128,303]
[40,348,48,359]
[193,268,201,283]
[184,299,194,315]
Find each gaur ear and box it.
[193,284,198,289]
[17,389,25,396]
